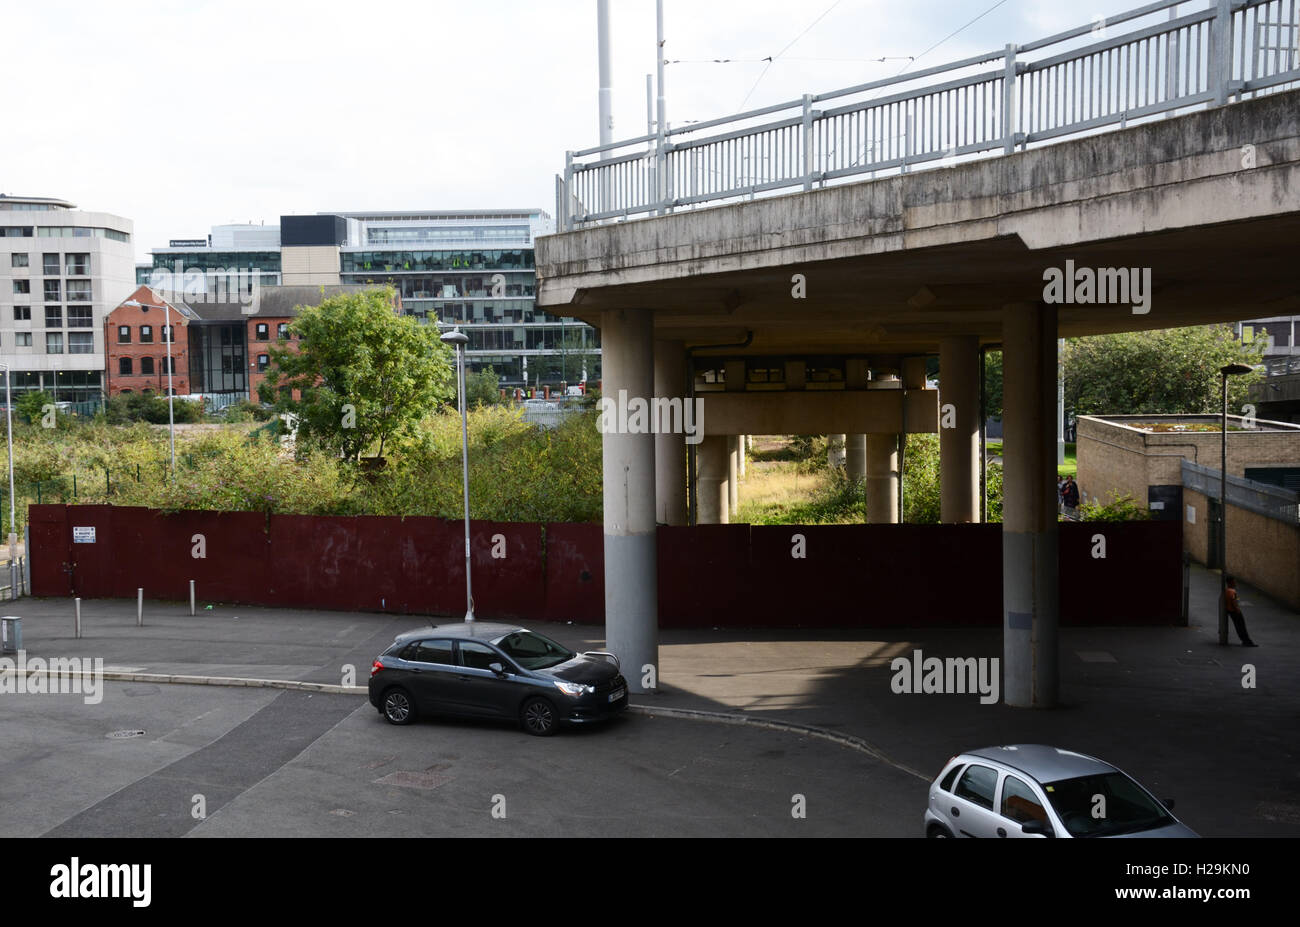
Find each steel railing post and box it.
[1211,0,1233,105]
[1003,43,1019,155]
[802,94,815,191]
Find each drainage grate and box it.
[106,730,146,739]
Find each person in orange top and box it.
[1224,576,1258,647]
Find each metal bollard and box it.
[137,587,143,627]
[189,580,195,617]
[74,597,81,639]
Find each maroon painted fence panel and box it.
[27,505,1182,628]
[542,522,603,623]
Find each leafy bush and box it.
[1076,491,1150,522]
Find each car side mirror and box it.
[1021,820,1054,837]
[488,662,507,676]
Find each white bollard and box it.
[189,580,195,617]
[74,597,81,639]
[137,587,143,627]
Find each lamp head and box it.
[1220,363,1253,377]
[440,330,469,348]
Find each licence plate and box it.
[609,688,625,702]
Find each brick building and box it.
[105,284,393,402]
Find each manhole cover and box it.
[106,730,146,739]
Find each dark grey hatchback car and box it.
[368,622,629,736]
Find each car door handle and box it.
[950,807,960,817]
[997,827,1007,838]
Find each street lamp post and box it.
[1,364,16,600]
[123,299,177,478]
[441,329,474,622]
[1218,362,1254,644]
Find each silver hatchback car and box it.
[925,744,1198,838]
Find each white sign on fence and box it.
[72,526,96,544]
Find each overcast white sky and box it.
[2,0,1163,260]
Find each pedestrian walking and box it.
[1223,575,1258,646]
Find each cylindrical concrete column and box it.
[845,434,866,480]
[940,335,981,523]
[1001,302,1059,709]
[697,435,729,524]
[654,339,687,526]
[727,436,739,515]
[737,434,746,479]
[864,434,899,524]
[601,309,659,692]
[828,433,846,471]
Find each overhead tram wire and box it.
[738,0,847,110]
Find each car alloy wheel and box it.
[383,688,414,725]
[521,697,558,736]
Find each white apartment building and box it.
[0,194,134,402]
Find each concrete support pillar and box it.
[1001,302,1059,709]
[845,434,866,480]
[737,434,746,479]
[828,433,846,471]
[940,335,980,523]
[864,434,899,524]
[727,435,740,515]
[697,435,730,525]
[654,339,687,526]
[601,309,658,692]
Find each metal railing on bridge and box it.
[1182,458,1300,522]
[558,0,1300,230]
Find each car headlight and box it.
[554,680,594,697]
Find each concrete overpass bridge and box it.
[535,0,1300,707]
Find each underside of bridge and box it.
[535,89,1300,708]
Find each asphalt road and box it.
[0,683,917,838]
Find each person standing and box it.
[1223,576,1258,646]
[1062,476,1080,516]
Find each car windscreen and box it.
[492,630,575,670]
[1040,772,1173,837]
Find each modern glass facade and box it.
[188,323,248,396]
[143,209,599,391]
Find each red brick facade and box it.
[104,286,191,396]
[246,316,299,402]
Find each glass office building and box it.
[142,209,599,389]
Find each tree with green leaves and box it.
[1063,324,1263,417]
[465,365,504,408]
[259,288,455,461]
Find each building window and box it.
[258,354,270,372]
[139,324,153,343]
[12,280,29,295]
[42,254,59,275]
[277,322,288,340]
[161,356,175,374]
[255,323,269,341]
[66,280,91,302]
[45,332,63,354]
[43,280,60,302]
[161,325,174,343]
[45,306,62,327]
[65,253,90,276]
[13,306,30,321]
[15,332,31,347]
[67,305,92,328]
[10,253,28,268]
[119,357,133,376]
[117,325,131,343]
[140,356,155,375]
[68,332,93,354]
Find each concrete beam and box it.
[697,389,938,435]
[1001,302,1059,708]
[601,309,658,693]
[654,339,687,525]
[697,435,730,524]
[865,434,899,524]
[940,335,980,523]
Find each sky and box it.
[1,0,1171,261]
